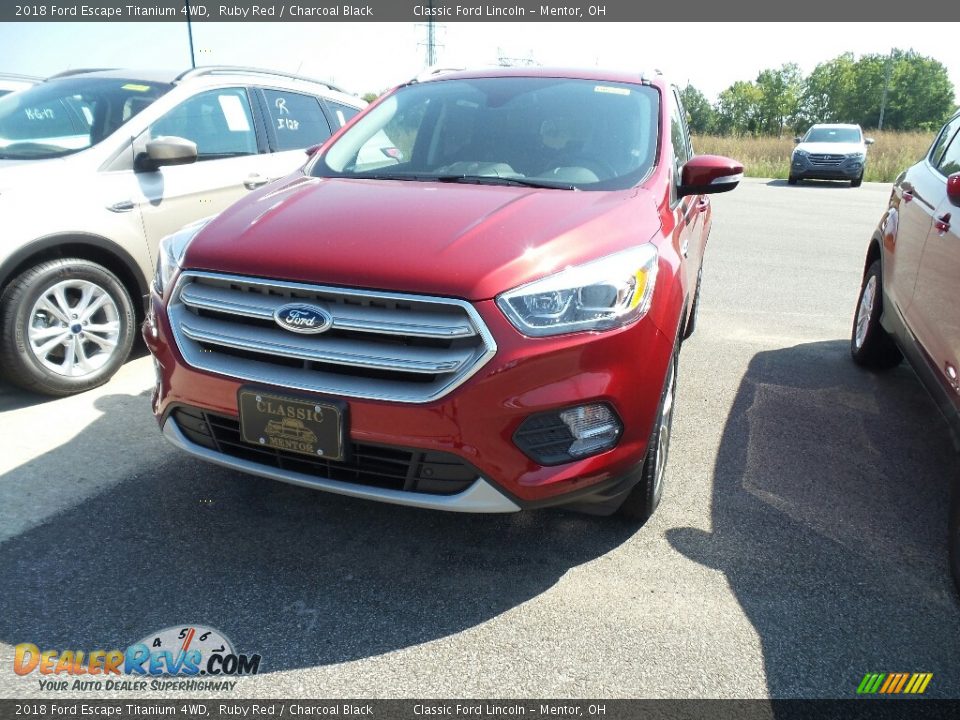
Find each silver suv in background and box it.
[789,123,874,187]
[0,73,39,98]
[0,66,364,395]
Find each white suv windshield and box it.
[314,77,660,191]
[0,77,172,159]
[804,127,862,143]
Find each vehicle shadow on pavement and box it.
[0,395,636,673]
[668,339,960,698]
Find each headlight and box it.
[496,245,658,337]
[793,149,809,159]
[153,217,214,296]
[848,152,865,161]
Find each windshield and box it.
[803,126,862,144]
[313,77,660,191]
[0,77,172,159]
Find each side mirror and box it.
[948,173,960,207]
[865,137,875,146]
[141,136,198,170]
[794,136,802,144]
[305,143,322,157]
[679,155,743,197]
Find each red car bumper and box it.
[144,290,674,511]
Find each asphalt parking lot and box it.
[1,177,958,699]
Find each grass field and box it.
[693,131,936,183]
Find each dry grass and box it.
[693,131,936,183]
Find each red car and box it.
[144,68,741,521]
[851,109,960,588]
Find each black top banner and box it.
[2,1,959,22]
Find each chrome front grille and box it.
[168,272,497,403]
[809,153,845,166]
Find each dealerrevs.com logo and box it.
[13,625,262,692]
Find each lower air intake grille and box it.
[172,405,478,495]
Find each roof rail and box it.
[0,72,42,82]
[411,66,465,83]
[46,68,117,80]
[175,66,347,94]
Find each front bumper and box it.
[145,288,674,511]
[791,155,864,180]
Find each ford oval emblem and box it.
[274,303,333,334]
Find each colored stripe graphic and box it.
[857,673,885,694]
[858,673,932,694]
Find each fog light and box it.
[513,403,622,465]
[560,404,621,457]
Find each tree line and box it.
[681,49,956,136]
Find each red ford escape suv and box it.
[144,68,742,521]
[850,110,960,588]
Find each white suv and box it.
[789,123,874,187]
[0,67,364,395]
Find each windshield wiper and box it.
[433,174,576,190]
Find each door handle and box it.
[902,190,913,203]
[107,200,134,213]
[244,174,270,190]
[935,213,951,234]
[697,198,709,213]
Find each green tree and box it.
[679,83,715,134]
[882,50,955,130]
[755,63,803,135]
[797,49,954,131]
[798,53,857,129]
[361,92,380,104]
[714,80,762,136]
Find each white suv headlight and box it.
[153,217,214,296]
[496,244,658,337]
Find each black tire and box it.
[951,484,960,597]
[0,258,136,396]
[851,173,863,188]
[850,259,902,369]
[617,345,678,523]
[787,175,798,185]
[682,267,703,340]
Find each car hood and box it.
[795,142,865,155]
[0,157,72,192]
[182,174,661,301]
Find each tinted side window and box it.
[327,100,362,128]
[937,132,960,177]
[262,90,332,151]
[150,88,257,161]
[930,117,960,169]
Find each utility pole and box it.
[184,0,196,69]
[416,1,443,67]
[878,49,893,130]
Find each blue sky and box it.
[2,22,958,102]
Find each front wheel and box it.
[787,175,798,185]
[0,258,136,396]
[851,173,863,188]
[617,346,678,523]
[850,259,902,369]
